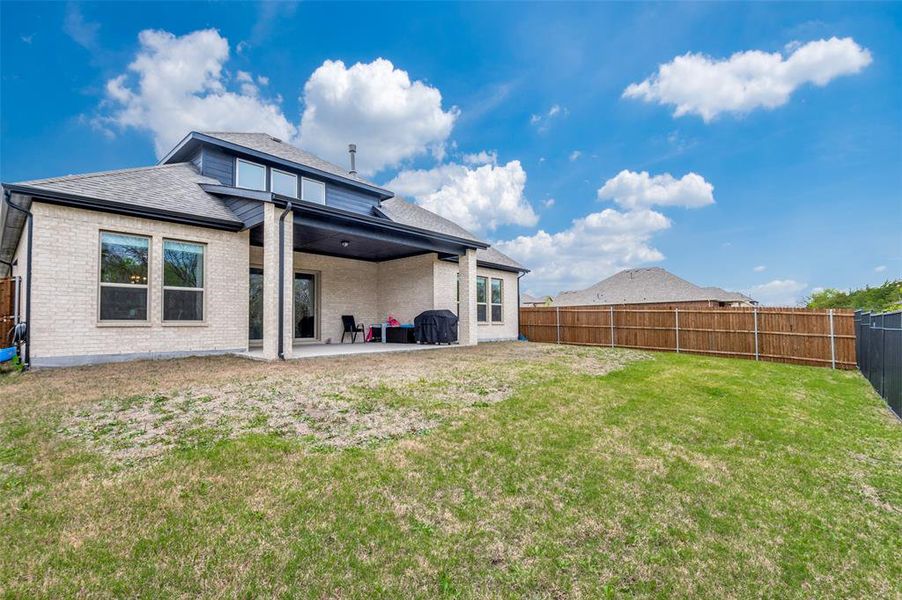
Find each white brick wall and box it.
[28,202,249,365]
[20,202,520,365]
[433,260,520,341]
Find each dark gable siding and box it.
[326,182,380,215]
[196,142,382,217]
[223,198,264,228]
[201,146,235,186]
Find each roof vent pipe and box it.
[348,144,357,176]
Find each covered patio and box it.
[235,197,488,360]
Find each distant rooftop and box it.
[554,267,755,306]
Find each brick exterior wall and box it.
[18,202,520,365]
[433,260,520,342]
[26,202,249,366]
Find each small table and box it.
[371,324,416,344]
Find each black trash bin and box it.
[414,310,459,344]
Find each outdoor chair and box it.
[341,315,366,343]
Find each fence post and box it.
[828,309,836,370]
[674,308,680,353]
[753,308,759,361]
[610,305,615,348]
[555,306,561,345]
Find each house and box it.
[0,132,527,368]
[552,267,756,308]
[520,293,553,307]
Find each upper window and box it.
[476,276,488,323]
[271,168,298,198]
[491,278,503,323]
[99,232,149,321]
[236,158,266,191]
[301,177,326,205]
[163,240,205,322]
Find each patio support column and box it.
[458,248,478,346]
[262,203,294,360]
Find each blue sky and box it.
[2,1,900,304]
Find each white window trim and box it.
[235,158,266,191]
[476,276,488,323]
[490,277,504,324]
[162,238,207,324]
[301,176,326,205]
[97,230,151,324]
[270,167,298,198]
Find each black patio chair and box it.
[341,315,366,343]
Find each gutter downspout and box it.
[517,271,525,341]
[277,200,293,360]
[3,191,31,368]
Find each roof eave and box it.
[2,183,245,232]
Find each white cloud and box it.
[298,58,458,176]
[569,150,582,161]
[530,104,567,132]
[495,209,672,294]
[99,29,296,158]
[624,37,872,121]
[386,160,537,235]
[597,170,714,210]
[875,265,887,273]
[753,265,766,272]
[64,3,100,50]
[750,279,808,306]
[543,197,556,208]
[462,150,497,166]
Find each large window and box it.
[271,168,298,198]
[163,240,205,322]
[491,278,503,323]
[99,232,149,321]
[476,276,487,322]
[301,177,326,204]
[236,158,266,191]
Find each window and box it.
[99,232,149,321]
[236,158,266,191]
[271,168,298,198]
[491,278,503,323]
[476,276,487,322]
[301,177,326,204]
[163,240,205,321]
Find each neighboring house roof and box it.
[699,286,756,304]
[378,196,527,272]
[520,293,550,306]
[554,267,755,306]
[7,163,243,227]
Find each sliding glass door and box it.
[248,268,317,342]
[294,272,317,340]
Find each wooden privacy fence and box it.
[520,305,856,369]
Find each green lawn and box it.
[1,343,900,598]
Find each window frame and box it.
[490,277,504,324]
[476,275,488,323]
[161,238,207,324]
[235,158,267,191]
[270,167,298,198]
[97,230,151,324]
[301,176,326,205]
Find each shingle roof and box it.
[200,132,382,189]
[554,267,755,306]
[378,196,526,271]
[13,163,241,225]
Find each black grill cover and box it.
[414,309,459,344]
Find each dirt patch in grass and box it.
[18,343,648,462]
